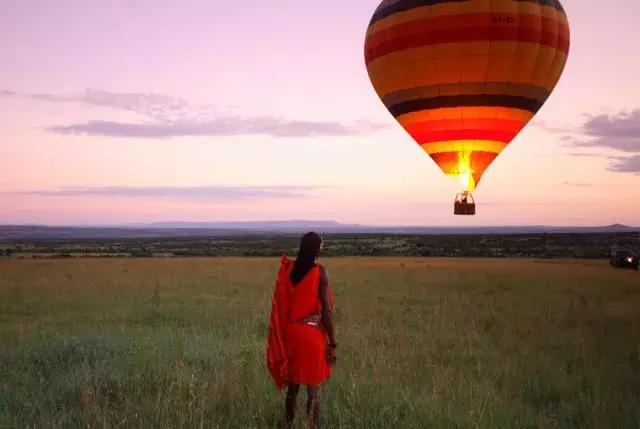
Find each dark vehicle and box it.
[609,248,639,270]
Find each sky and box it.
[0,0,639,226]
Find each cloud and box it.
[561,181,594,187]
[2,88,208,121]
[565,151,640,174]
[7,185,327,200]
[573,137,640,153]
[564,152,604,158]
[531,119,575,134]
[607,155,640,174]
[3,88,386,138]
[583,110,640,139]
[47,118,385,139]
[558,109,640,175]
[571,110,640,153]
[32,89,204,122]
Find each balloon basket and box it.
[454,192,476,216]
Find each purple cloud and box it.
[558,109,640,175]
[3,88,386,138]
[29,89,203,122]
[608,155,640,174]
[570,110,640,153]
[572,137,640,153]
[7,185,328,200]
[47,118,384,139]
[583,110,640,138]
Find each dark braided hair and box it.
[289,232,322,284]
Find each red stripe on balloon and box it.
[404,118,525,133]
[365,12,564,50]
[365,16,569,63]
[405,118,525,143]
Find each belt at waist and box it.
[294,314,321,327]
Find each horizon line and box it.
[1,221,638,229]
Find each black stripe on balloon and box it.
[388,94,544,117]
[369,0,565,27]
[515,0,565,13]
[371,0,468,25]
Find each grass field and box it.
[0,258,638,428]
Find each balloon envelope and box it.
[365,0,570,192]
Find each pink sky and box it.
[1,0,639,226]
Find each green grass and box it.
[0,258,638,428]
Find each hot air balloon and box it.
[365,0,570,215]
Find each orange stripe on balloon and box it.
[367,43,567,97]
[396,107,534,126]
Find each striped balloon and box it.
[365,0,570,192]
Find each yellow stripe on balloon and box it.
[420,140,507,155]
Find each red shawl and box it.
[266,256,293,390]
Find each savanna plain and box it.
[0,257,638,428]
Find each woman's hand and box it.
[326,344,337,366]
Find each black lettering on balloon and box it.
[492,15,517,25]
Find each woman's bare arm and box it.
[318,265,335,345]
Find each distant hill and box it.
[0,221,638,241]
[136,220,356,230]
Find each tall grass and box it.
[0,258,638,427]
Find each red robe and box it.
[267,256,333,389]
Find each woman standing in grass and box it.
[267,232,337,428]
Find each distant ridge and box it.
[0,221,638,241]
[135,220,357,229]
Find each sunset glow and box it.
[1,0,639,226]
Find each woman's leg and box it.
[285,383,300,428]
[306,385,320,429]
